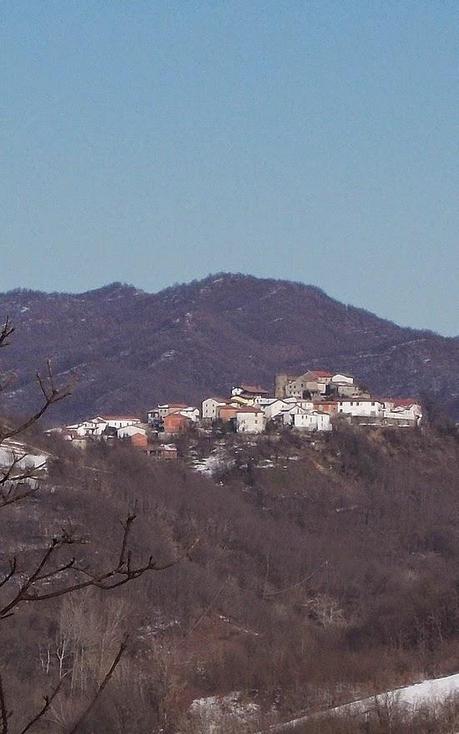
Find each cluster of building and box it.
[148,370,422,435]
[50,415,178,459]
[51,370,422,449]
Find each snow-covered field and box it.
[261,672,459,732]
[0,440,48,486]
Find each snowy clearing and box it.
[260,672,459,732]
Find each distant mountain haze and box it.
[1,273,458,423]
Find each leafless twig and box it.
[68,637,127,734]
[0,360,72,444]
[19,675,67,734]
[0,521,199,619]
[0,318,14,350]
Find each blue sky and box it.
[2,1,458,335]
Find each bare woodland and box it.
[1,317,459,732]
[0,318,195,733]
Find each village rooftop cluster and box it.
[53,370,422,455]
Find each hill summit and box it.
[1,273,458,422]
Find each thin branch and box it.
[0,460,46,488]
[19,676,67,734]
[0,454,29,486]
[0,318,14,349]
[0,524,199,617]
[118,513,135,568]
[68,637,127,734]
[0,560,17,590]
[0,538,65,618]
[0,360,72,444]
[20,546,196,601]
[34,558,76,582]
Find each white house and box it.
[337,399,384,418]
[329,374,362,398]
[117,425,147,439]
[178,407,200,422]
[148,404,188,422]
[383,399,422,426]
[236,407,266,434]
[202,397,227,420]
[147,405,199,424]
[293,410,332,432]
[284,397,314,411]
[262,399,291,420]
[66,419,103,437]
[331,373,354,385]
[97,415,141,430]
[253,396,277,407]
[277,403,309,426]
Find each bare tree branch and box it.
[0,318,14,350]
[68,637,127,734]
[18,676,67,734]
[0,360,72,444]
[118,513,135,568]
[0,524,199,618]
[0,458,46,488]
[0,560,16,591]
[0,453,46,511]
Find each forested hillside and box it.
[2,421,459,732]
[1,273,458,423]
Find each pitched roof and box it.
[157,403,188,409]
[165,411,192,420]
[99,415,140,421]
[384,398,419,407]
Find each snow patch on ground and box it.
[193,452,234,477]
[190,691,260,733]
[262,672,459,732]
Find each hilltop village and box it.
[52,369,422,455]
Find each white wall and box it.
[117,425,147,438]
[179,407,200,422]
[293,412,332,432]
[263,399,290,419]
[332,374,354,385]
[202,399,225,420]
[98,417,141,429]
[383,404,422,424]
[236,412,265,434]
[338,400,384,417]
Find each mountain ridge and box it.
[0,273,457,422]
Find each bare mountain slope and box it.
[1,273,458,422]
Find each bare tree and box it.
[0,317,195,733]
